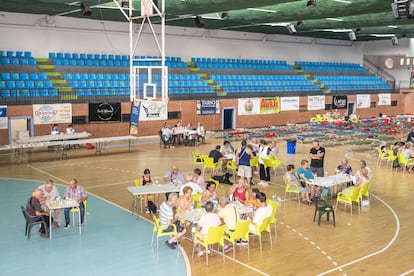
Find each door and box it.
[8,116,34,144]
[347,102,355,116]
[222,108,235,130]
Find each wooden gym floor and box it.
[1,137,413,276]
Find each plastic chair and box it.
[226,160,238,180]
[192,224,226,265]
[267,199,279,238]
[192,151,204,168]
[283,176,301,207]
[376,148,388,166]
[134,179,154,212]
[336,186,362,216]
[263,157,283,176]
[208,178,220,192]
[203,157,220,176]
[313,197,335,227]
[20,205,48,240]
[223,220,250,258]
[360,182,371,207]
[387,149,397,168]
[249,216,272,253]
[151,213,177,251]
[70,199,87,226]
[395,152,414,175]
[191,193,202,209]
[250,155,259,170]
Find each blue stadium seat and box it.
[0,81,5,88]
[56,52,64,59]
[35,81,44,88]
[64,53,71,59]
[31,90,40,97]
[1,73,10,80]
[29,73,38,80]
[1,57,10,64]
[54,60,62,65]
[24,52,32,58]
[15,81,25,88]
[40,89,49,97]
[39,73,48,80]
[1,90,11,98]
[26,81,34,88]
[49,89,59,97]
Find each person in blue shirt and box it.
[406,130,414,143]
[297,159,319,198]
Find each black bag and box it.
[147,200,157,214]
[392,159,400,168]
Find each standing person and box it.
[63,178,87,229]
[26,188,50,238]
[258,140,271,185]
[141,168,159,213]
[407,129,414,143]
[309,140,325,177]
[159,193,187,250]
[235,140,253,186]
[269,141,279,158]
[38,180,62,228]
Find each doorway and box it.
[222,108,235,130]
[347,102,356,116]
[8,116,34,144]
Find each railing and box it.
[363,57,396,88]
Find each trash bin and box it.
[287,139,296,154]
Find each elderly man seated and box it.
[285,164,311,204]
[26,189,50,238]
[160,124,173,148]
[160,193,187,250]
[38,179,62,228]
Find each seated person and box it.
[246,188,261,208]
[38,180,61,228]
[194,201,222,256]
[160,193,187,250]
[177,186,194,214]
[141,169,159,213]
[180,174,203,196]
[26,189,50,238]
[208,145,224,163]
[285,164,311,204]
[217,196,238,232]
[63,178,87,228]
[249,192,273,232]
[160,125,173,148]
[50,124,60,135]
[192,168,205,191]
[66,124,75,134]
[297,159,319,198]
[164,165,185,184]
[342,168,369,195]
[335,159,353,194]
[226,178,249,205]
[201,181,218,205]
[221,140,235,156]
[196,122,206,143]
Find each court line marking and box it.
[23,165,269,276]
[400,268,414,276]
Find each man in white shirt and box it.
[38,179,61,228]
[249,192,273,232]
[195,201,222,256]
[354,160,372,183]
[179,174,203,195]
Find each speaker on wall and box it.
[194,16,205,28]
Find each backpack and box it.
[147,200,157,214]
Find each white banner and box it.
[139,101,168,121]
[377,93,391,106]
[307,95,325,110]
[281,97,300,111]
[0,106,7,130]
[33,104,72,125]
[356,94,371,109]
[238,98,260,115]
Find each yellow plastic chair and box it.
[192,224,226,265]
[395,152,414,175]
[191,193,202,209]
[151,213,177,250]
[387,149,397,168]
[70,198,87,226]
[249,216,272,253]
[263,157,283,176]
[223,220,251,258]
[203,157,220,176]
[336,186,362,216]
[134,179,154,212]
[283,176,301,207]
[267,199,279,238]
[193,151,204,168]
[376,148,389,166]
[250,155,259,170]
[226,160,238,180]
[360,181,371,207]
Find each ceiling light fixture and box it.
[387,25,399,28]
[348,31,356,41]
[247,8,277,13]
[287,23,297,34]
[121,1,129,8]
[332,0,352,4]
[392,36,399,45]
[326,17,344,22]
[221,12,230,20]
[370,34,397,38]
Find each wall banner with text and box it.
[196,99,220,115]
[89,102,121,123]
[308,95,325,110]
[377,94,391,106]
[280,97,300,111]
[332,95,348,109]
[129,100,140,135]
[259,97,280,114]
[356,94,371,109]
[139,101,168,121]
[33,103,72,125]
[0,106,7,129]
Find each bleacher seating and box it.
[0,50,36,65]
[315,75,392,91]
[295,61,367,72]
[192,57,292,70]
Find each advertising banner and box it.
[280,97,300,111]
[332,95,348,109]
[0,106,7,129]
[196,99,220,115]
[377,94,391,106]
[238,98,260,115]
[129,100,140,135]
[356,94,371,109]
[33,104,72,125]
[89,102,121,123]
[139,101,168,121]
[259,97,280,114]
[308,95,325,110]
